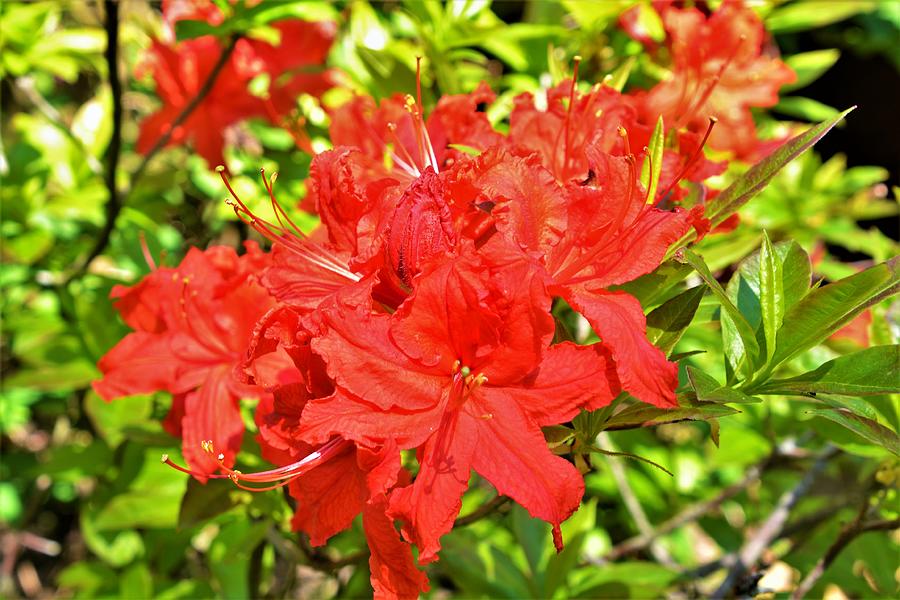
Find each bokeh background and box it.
[1,1,898,598]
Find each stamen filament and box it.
[162,438,352,489]
[561,56,582,176]
[138,231,157,271]
[656,116,717,203]
[216,167,361,282]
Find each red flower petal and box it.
[467,393,584,550]
[180,366,246,479]
[363,497,430,600]
[492,341,620,426]
[562,287,678,408]
[388,410,477,563]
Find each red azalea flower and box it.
[458,146,688,407]
[328,67,500,181]
[634,0,796,158]
[238,305,429,599]
[298,250,619,562]
[93,243,274,478]
[137,2,337,167]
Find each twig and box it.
[597,432,676,568]
[66,0,124,281]
[791,515,899,599]
[711,446,838,599]
[71,30,239,280]
[604,457,768,562]
[602,437,810,562]
[129,35,239,188]
[455,495,511,527]
[683,502,846,579]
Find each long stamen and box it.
[138,231,157,271]
[411,57,439,173]
[176,276,232,356]
[386,123,422,175]
[162,438,352,490]
[358,115,419,178]
[561,56,582,176]
[675,35,745,129]
[216,167,361,282]
[656,116,717,203]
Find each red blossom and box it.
[633,0,796,158]
[136,3,337,167]
[240,306,428,599]
[297,251,618,561]
[94,244,274,478]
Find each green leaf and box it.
[84,391,156,448]
[179,477,244,529]
[645,285,705,355]
[759,232,784,364]
[605,56,635,92]
[174,19,222,41]
[783,49,841,91]
[58,562,117,597]
[808,408,900,457]
[704,107,855,226]
[683,249,760,376]
[120,563,153,600]
[604,401,738,431]
[571,562,678,598]
[720,241,811,376]
[93,450,187,530]
[448,143,483,157]
[766,1,877,34]
[208,518,272,600]
[771,257,900,369]
[687,367,760,404]
[640,115,665,204]
[80,509,145,567]
[0,483,23,524]
[615,260,693,307]
[759,346,900,396]
[237,0,340,26]
[776,96,840,122]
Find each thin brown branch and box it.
[129,35,239,187]
[604,456,768,561]
[602,438,812,562]
[597,432,676,568]
[791,516,899,599]
[711,446,838,599]
[455,495,511,527]
[683,502,847,580]
[70,32,239,281]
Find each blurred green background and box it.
[1,1,898,598]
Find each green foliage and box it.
[2,1,898,599]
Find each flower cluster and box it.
[137,0,337,167]
[98,1,796,597]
